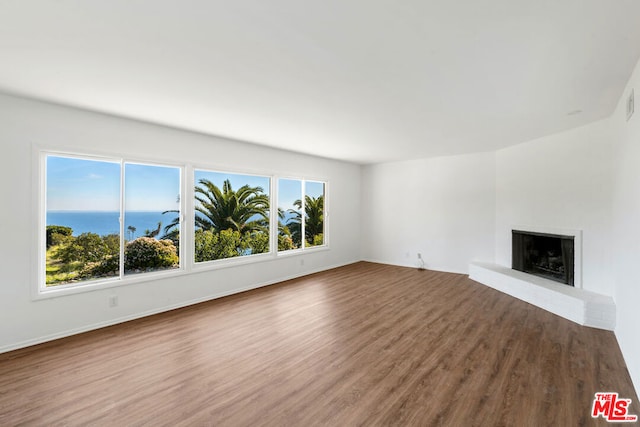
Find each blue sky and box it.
[278,179,301,211]
[47,156,121,211]
[47,155,324,212]
[306,181,325,199]
[125,163,181,211]
[279,179,325,211]
[195,170,271,197]
[47,156,180,211]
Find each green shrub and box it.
[311,233,324,247]
[124,237,179,272]
[54,232,107,263]
[102,234,120,256]
[79,255,119,279]
[243,231,269,255]
[195,229,242,262]
[46,225,73,248]
[195,229,271,261]
[278,234,295,251]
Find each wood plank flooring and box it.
[0,262,637,426]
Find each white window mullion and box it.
[38,151,48,292]
[301,180,306,250]
[119,160,126,279]
[270,176,277,256]
[184,164,194,271]
[323,181,328,247]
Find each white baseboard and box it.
[361,257,468,275]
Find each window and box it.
[277,179,301,251]
[304,181,325,247]
[194,169,270,262]
[124,163,181,275]
[40,150,327,295]
[43,154,181,288]
[277,179,326,252]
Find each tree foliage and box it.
[195,179,269,233]
[192,179,270,260]
[247,231,269,255]
[195,229,269,262]
[46,225,73,249]
[286,195,324,248]
[195,229,242,262]
[47,231,179,285]
[48,232,120,283]
[54,232,118,264]
[160,210,180,248]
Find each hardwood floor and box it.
[0,262,637,426]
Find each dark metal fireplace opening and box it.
[512,230,575,286]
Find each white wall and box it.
[0,93,361,352]
[611,58,640,394]
[360,152,496,274]
[494,120,614,295]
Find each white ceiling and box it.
[1,1,639,164]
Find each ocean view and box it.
[46,210,281,238]
[47,211,178,237]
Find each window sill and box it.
[276,245,330,258]
[34,267,186,301]
[191,251,276,271]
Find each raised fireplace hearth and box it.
[468,227,614,330]
[469,262,615,330]
[512,230,575,286]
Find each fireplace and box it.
[512,230,575,286]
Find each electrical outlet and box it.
[109,296,118,308]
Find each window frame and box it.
[191,167,274,267]
[122,161,184,277]
[33,147,330,300]
[276,177,329,255]
[36,149,186,299]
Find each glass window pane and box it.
[278,179,302,252]
[124,163,181,275]
[45,155,120,286]
[194,170,270,262]
[305,181,325,247]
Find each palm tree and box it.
[160,210,180,246]
[277,207,295,251]
[127,225,136,240]
[144,221,162,238]
[195,179,269,233]
[286,195,324,247]
[277,207,288,234]
[160,194,181,243]
[303,195,324,243]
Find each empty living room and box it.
[1,1,639,425]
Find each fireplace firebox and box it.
[512,230,574,286]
